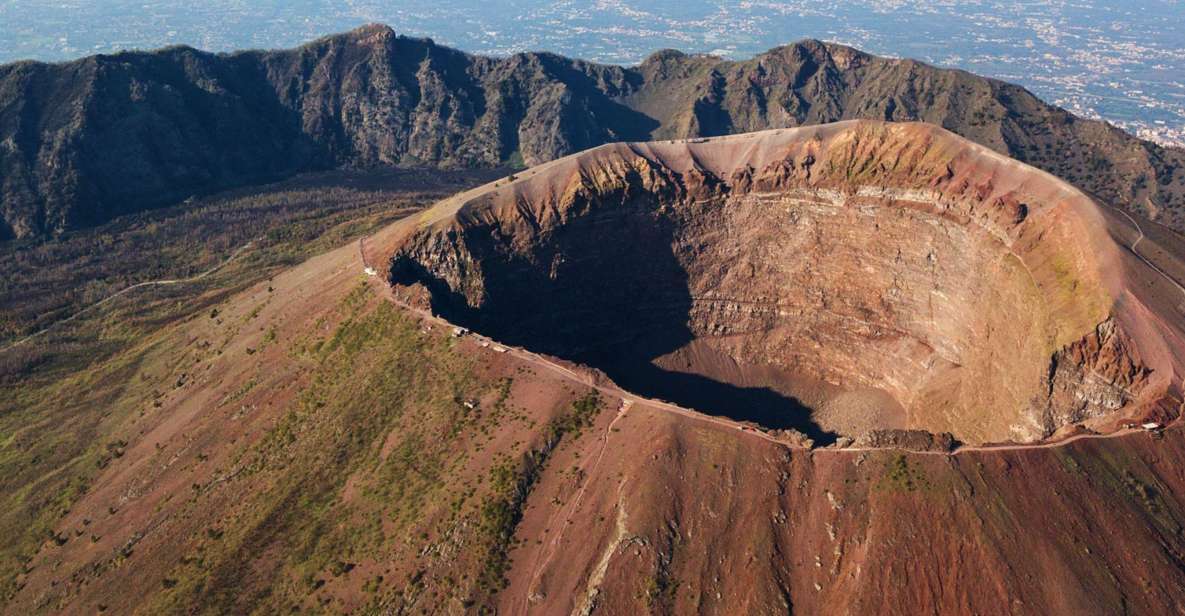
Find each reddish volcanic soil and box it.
[503,406,1185,615]
[9,121,1185,615]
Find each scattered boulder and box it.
[856,430,958,452]
[769,429,814,449]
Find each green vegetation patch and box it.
[148,288,482,613]
[0,169,494,606]
[466,391,603,609]
[878,454,933,493]
[0,335,160,602]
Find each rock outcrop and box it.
[855,429,957,452]
[1044,318,1154,432]
[3,24,1185,238]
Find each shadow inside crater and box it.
[593,355,839,445]
[390,196,837,445]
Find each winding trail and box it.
[1,239,257,354]
[1112,206,1185,302]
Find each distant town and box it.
[2,0,1182,147]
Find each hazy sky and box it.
[2,1,1182,141]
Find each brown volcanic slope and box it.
[4,23,1185,239]
[8,122,1185,615]
[381,121,1185,446]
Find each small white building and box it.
[363,267,378,277]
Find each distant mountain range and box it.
[2,23,1183,239]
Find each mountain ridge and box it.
[2,23,1183,239]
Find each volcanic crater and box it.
[379,121,1183,446]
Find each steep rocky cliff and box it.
[3,24,1184,238]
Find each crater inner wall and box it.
[387,124,1153,445]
